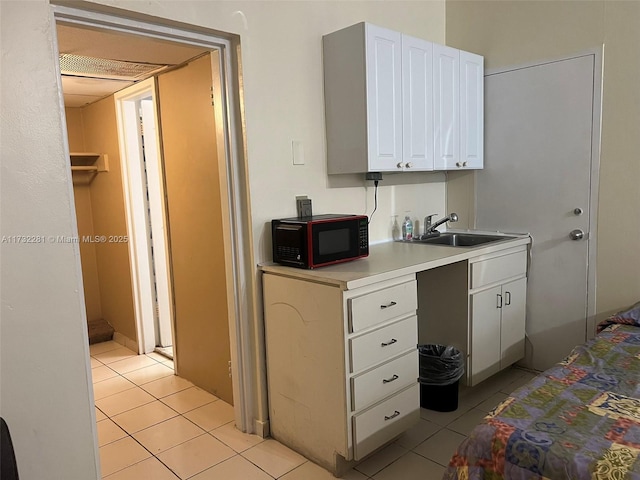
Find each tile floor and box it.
[91,340,538,479]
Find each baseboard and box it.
[113,332,139,353]
[254,419,270,438]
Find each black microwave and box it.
[272,214,369,269]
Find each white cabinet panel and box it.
[471,250,527,289]
[460,51,484,169]
[366,25,403,172]
[433,44,460,170]
[402,35,433,171]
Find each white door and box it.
[401,35,433,171]
[477,54,600,371]
[115,79,174,355]
[433,44,459,170]
[366,24,402,172]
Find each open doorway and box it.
[54,5,254,429]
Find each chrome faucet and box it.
[422,213,459,238]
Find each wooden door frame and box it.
[481,47,603,339]
[52,4,257,433]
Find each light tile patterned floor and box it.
[91,340,537,479]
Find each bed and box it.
[444,302,640,480]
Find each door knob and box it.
[569,229,585,241]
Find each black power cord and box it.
[365,172,383,224]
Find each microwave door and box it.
[273,223,308,267]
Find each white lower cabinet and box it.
[416,245,528,388]
[469,250,527,385]
[262,273,419,476]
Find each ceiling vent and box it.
[59,53,167,81]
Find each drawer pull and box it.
[381,338,398,347]
[380,301,397,309]
[382,374,399,384]
[384,410,400,421]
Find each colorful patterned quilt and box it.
[444,303,640,480]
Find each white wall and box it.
[0,2,100,480]
[0,1,446,477]
[446,0,640,319]
[81,0,448,261]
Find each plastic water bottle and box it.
[391,215,401,241]
[402,214,413,241]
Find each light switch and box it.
[292,140,305,165]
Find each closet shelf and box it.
[70,152,109,185]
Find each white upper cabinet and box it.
[324,22,483,174]
[402,35,434,171]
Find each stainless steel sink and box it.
[402,232,516,247]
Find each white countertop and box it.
[260,231,531,290]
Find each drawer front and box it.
[471,250,527,289]
[349,280,417,332]
[350,316,417,373]
[353,383,420,460]
[351,350,418,411]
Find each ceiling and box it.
[57,23,209,107]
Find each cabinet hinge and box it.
[210,86,215,106]
[228,360,232,378]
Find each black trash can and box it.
[418,344,464,412]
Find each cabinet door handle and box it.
[382,374,399,384]
[497,293,503,309]
[380,301,397,310]
[381,338,397,347]
[384,410,400,421]
[505,291,511,306]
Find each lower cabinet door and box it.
[501,277,527,367]
[352,383,419,460]
[470,286,502,385]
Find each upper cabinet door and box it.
[433,44,460,170]
[401,35,434,171]
[460,51,484,169]
[365,24,403,172]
